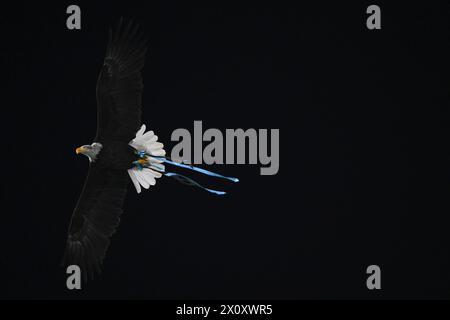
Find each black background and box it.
[1,1,450,299]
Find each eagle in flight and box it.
[62,19,238,282]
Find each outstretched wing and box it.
[95,18,147,143]
[63,165,128,282]
[63,19,148,281]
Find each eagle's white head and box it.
[76,142,103,162]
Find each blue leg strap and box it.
[164,172,227,195]
[153,157,239,183]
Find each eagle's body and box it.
[63,18,238,283]
[62,19,166,282]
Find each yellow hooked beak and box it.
[75,146,86,155]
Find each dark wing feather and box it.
[63,165,129,282]
[95,18,147,142]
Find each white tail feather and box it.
[127,124,166,193]
[128,170,142,194]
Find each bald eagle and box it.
[63,19,238,282]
